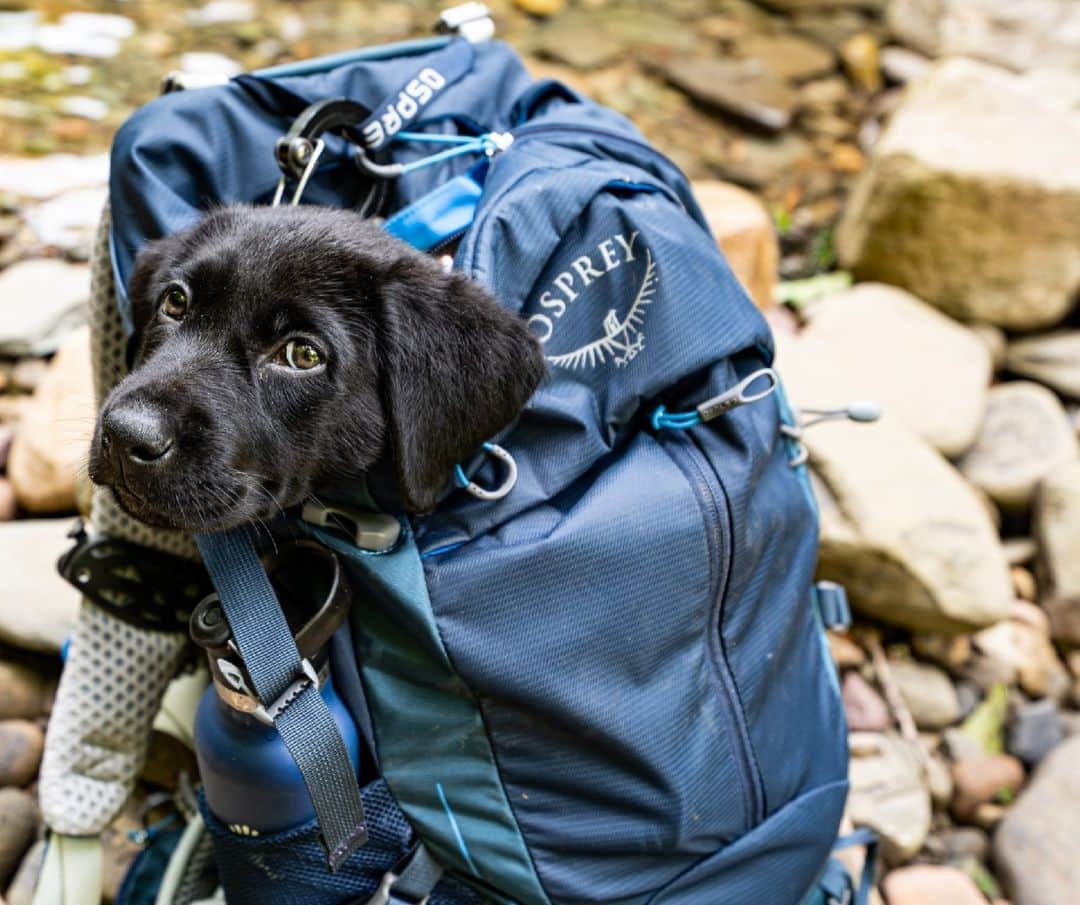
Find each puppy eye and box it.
[275,339,325,371]
[160,285,188,320]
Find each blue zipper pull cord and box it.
[652,367,779,431]
[357,130,513,179]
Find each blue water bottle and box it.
[190,541,360,834]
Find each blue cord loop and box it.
[384,130,513,177]
[454,441,518,501]
[651,367,779,432]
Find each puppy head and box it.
[89,205,545,531]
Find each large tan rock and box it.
[777,332,1012,632]
[798,283,990,456]
[0,519,81,653]
[958,381,1078,510]
[693,181,778,310]
[837,59,1080,330]
[7,326,94,514]
[1035,460,1080,644]
[994,735,1080,905]
[887,0,1080,74]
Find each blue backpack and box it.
[106,16,857,905]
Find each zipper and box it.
[662,431,766,830]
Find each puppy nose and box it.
[102,404,175,466]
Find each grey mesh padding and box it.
[39,203,196,835]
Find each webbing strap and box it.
[367,842,444,905]
[834,827,878,905]
[194,527,367,870]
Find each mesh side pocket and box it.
[200,779,481,905]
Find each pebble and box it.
[951,753,1024,824]
[186,1,256,27]
[883,864,986,905]
[514,0,566,17]
[0,480,14,522]
[5,838,44,905]
[0,720,44,788]
[923,826,989,863]
[879,46,931,85]
[841,33,881,92]
[1002,537,1037,568]
[842,671,891,731]
[0,259,89,358]
[0,425,12,471]
[829,631,867,668]
[1007,699,1064,767]
[888,658,961,730]
[663,58,797,132]
[1006,331,1080,399]
[0,788,37,887]
[911,634,970,671]
[738,33,836,83]
[973,619,1070,701]
[0,154,108,202]
[0,662,48,721]
[1010,567,1037,602]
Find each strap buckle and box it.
[254,658,320,726]
[368,871,430,905]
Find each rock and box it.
[1007,699,1064,768]
[887,0,1080,74]
[971,323,1008,372]
[0,519,81,652]
[7,326,94,514]
[958,382,1078,511]
[829,631,867,668]
[768,342,1013,632]
[883,864,987,905]
[0,153,108,202]
[0,662,49,721]
[186,0,255,26]
[925,752,954,810]
[797,284,992,456]
[5,839,43,905]
[0,789,37,887]
[951,753,1025,824]
[1035,461,1080,645]
[514,0,566,17]
[924,826,990,864]
[532,13,624,70]
[843,671,891,731]
[836,59,1080,331]
[880,45,931,85]
[954,682,981,721]
[954,682,1009,756]
[1007,332,1080,399]
[1003,537,1037,567]
[1011,567,1037,602]
[717,133,816,188]
[847,732,932,865]
[23,186,107,260]
[888,659,961,730]
[0,480,14,522]
[841,32,882,91]
[994,735,1080,905]
[663,58,798,132]
[0,260,89,357]
[1009,600,1050,637]
[738,33,836,82]
[973,619,1070,700]
[0,425,12,471]
[8,359,48,394]
[912,634,971,671]
[0,721,43,788]
[693,181,778,310]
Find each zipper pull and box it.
[652,368,778,431]
[780,400,882,467]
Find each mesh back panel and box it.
[40,204,193,834]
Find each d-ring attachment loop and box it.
[454,442,517,502]
[272,138,326,207]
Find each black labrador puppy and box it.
[88,205,546,530]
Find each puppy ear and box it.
[377,257,546,514]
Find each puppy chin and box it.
[95,476,261,534]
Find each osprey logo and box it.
[528,231,658,371]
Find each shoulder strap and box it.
[195,526,367,871]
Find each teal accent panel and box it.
[307,525,550,905]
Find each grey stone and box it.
[797,283,992,456]
[888,658,961,730]
[995,735,1080,905]
[888,0,1080,74]
[1007,699,1065,767]
[837,59,1080,330]
[533,13,625,70]
[1007,331,1080,399]
[0,520,81,653]
[0,788,37,887]
[773,336,1013,633]
[0,259,89,357]
[958,382,1078,511]
[1035,460,1080,645]
[0,720,43,788]
[923,826,990,864]
[663,58,798,131]
[738,33,836,82]
[847,731,932,865]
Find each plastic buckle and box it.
[368,871,431,905]
[814,581,851,632]
[436,2,494,43]
[300,501,401,551]
[254,658,320,726]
